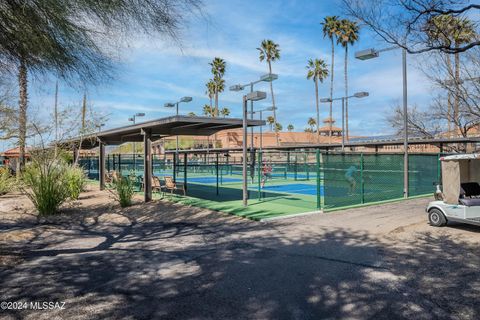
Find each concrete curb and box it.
[259,210,322,222]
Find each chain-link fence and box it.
[79,151,440,214]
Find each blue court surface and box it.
[187,177,242,184]
[257,183,322,196]
[257,183,385,197]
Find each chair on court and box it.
[162,176,186,196]
[152,176,162,194]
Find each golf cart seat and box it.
[459,182,480,206]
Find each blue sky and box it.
[21,0,436,149]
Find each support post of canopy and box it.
[72,145,78,164]
[142,128,152,202]
[99,140,106,190]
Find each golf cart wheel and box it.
[428,208,447,227]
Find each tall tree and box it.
[258,39,280,145]
[203,104,213,117]
[337,19,360,141]
[321,16,340,138]
[0,0,201,172]
[266,115,275,131]
[54,81,59,157]
[206,80,216,110]
[425,14,456,136]
[220,107,230,118]
[306,58,329,143]
[287,124,294,132]
[343,0,479,54]
[425,14,476,135]
[307,117,317,132]
[451,17,476,132]
[209,57,226,117]
[74,93,87,165]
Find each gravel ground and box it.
[1,185,480,319]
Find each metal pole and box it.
[250,83,254,150]
[259,110,263,152]
[132,116,136,174]
[184,152,187,192]
[216,153,219,195]
[342,97,345,152]
[402,48,409,198]
[242,96,248,207]
[250,83,255,184]
[176,102,179,168]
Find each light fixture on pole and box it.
[164,96,193,181]
[355,45,409,198]
[320,92,369,151]
[96,123,105,133]
[231,74,278,183]
[128,113,145,173]
[242,91,267,207]
[248,106,276,152]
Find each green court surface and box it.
[152,181,318,221]
[82,152,440,220]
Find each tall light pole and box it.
[128,113,145,173]
[231,73,278,183]
[248,106,276,152]
[320,92,369,151]
[355,46,409,197]
[230,74,278,149]
[165,96,193,181]
[242,91,267,207]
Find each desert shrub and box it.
[65,166,86,200]
[22,160,71,216]
[112,173,135,207]
[0,168,15,195]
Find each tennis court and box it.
[79,151,441,220]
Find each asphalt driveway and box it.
[1,188,480,319]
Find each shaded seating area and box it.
[66,115,264,202]
[162,176,186,196]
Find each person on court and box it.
[345,165,357,194]
[261,162,272,188]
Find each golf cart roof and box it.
[440,154,480,161]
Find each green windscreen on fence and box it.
[79,151,440,216]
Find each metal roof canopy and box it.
[165,136,480,154]
[76,115,264,148]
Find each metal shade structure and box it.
[74,115,264,148]
[66,115,264,203]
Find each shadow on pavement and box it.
[0,200,479,319]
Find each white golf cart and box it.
[427,154,480,227]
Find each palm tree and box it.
[274,122,283,132]
[321,16,340,138]
[205,80,216,110]
[287,124,294,132]
[266,115,275,131]
[209,57,226,117]
[426,14,455,136]
[203,104,213,117]
[258,39,280,145]
[452,18,476,131]
[306,58,329,142]
[425,15,476,135]
[337,19,360,141]
[220,107,230,118]
[307,117,317,132]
